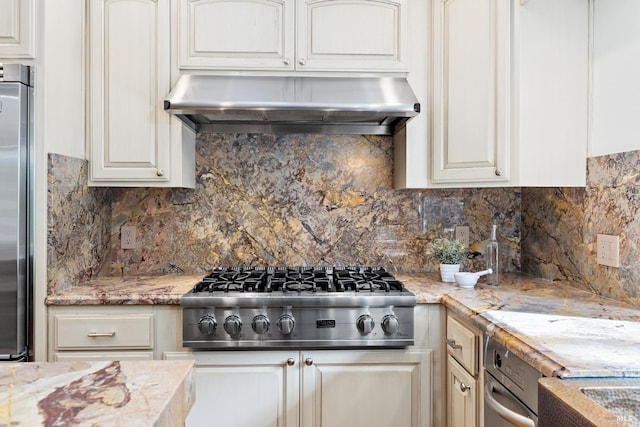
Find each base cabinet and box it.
[445,313,483,427]
[447,354,477,427]
[165,349,431,427]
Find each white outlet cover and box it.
[455,226,470,247]
[596,234,620,268]
[121,225,137,249]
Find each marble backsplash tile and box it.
[47,154,112,293]
[105,133,521,275]
[522,151,640,306]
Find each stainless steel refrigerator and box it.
[0,64,32,361]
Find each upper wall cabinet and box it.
[87,0,194,187]
[177,0,408,72]
[424,0,589,188]
[0,0,35,58]
[297,0,408,71]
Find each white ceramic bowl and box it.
[454,272,480,288]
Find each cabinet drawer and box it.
[54,314,154,350]
[446,316,478,375]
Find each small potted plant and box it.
[428,237,470,282]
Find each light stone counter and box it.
[0,359,195,427]
[46,272,640,378]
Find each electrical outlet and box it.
[455,226,470,247]
[121,225,137,249]
[596,234,620,267]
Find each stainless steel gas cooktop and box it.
[181,266,416,349]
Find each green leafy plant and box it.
[428,238,470,265]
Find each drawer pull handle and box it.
[446,339,462,350]
[87,332,116,338]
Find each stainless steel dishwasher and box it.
[484,335,543,427]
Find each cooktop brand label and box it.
[316,319,336,328]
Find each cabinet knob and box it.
[287,358,295,366]
[283,58,291,66]
[459,382,471,392]
[298,58,306,66]
[446,338,462,350]
[495,168,503,176]
[305,358,313,366]
[156,169,165,177]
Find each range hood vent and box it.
[164,75,420,135]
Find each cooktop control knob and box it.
[357,314,375,335]
[277,314,295,335]
[381,314,400,334]
[198,315,217,335]
[252,315,270,335]
[223,315,242,335]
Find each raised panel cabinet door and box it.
[88,0,171,182]
[0,0,34,58]
[297,0,408,71]
[446,355,477,427]
[300,349,431,427]
[164,351,300,427]
[431,0,510,184]
[178,0,295,70]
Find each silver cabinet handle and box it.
[87,332,116,338]
[156,169,165,177]
[495,168,503,176]
[298,58,306,66]
[286,358,295,366]
[446,338,462,350]
[283,58,291,66]
[305,358,313,366]
[459,382,471,392]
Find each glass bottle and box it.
[486,224,499,285]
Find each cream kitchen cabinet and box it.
[425,0,589,188]
[165,349,431,427]
[0,0,35,58]
[87,0,195,187]
[48,306,155,361]
[445,313,483,427]
[176,0,408,72]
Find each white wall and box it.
[591,0,640,156]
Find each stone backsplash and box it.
[522,151,640,306]
[109,133,520,275]
[47,134,521,287]
[47,133,639,306]
[47,154,111,294]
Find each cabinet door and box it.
[164,351,300,427]
[446,355,477,427]
[431,0,510,184]
[88,0,172,183]
[297,0,408,71]
[178,0,295,70]
[0,0,34,58]
[300,349,431,427]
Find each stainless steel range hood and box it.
[164,75,420,135]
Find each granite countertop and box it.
[45,272,640,425]
[0,359,195,427]
[45,272,640,379]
